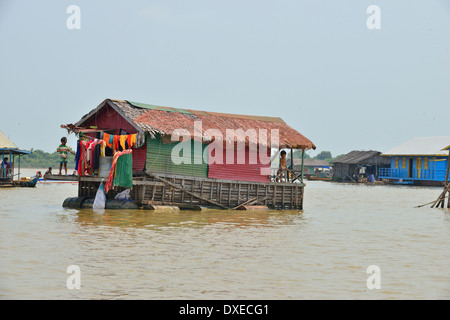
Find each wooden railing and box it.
[379,168,446,181]
[0,167,12,179]
[270,168,303,183]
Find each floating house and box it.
[378,136,450,186]
[332,150,390,182]
[56,99,316,210]
[0,130,36,187]
[291,159,331,180]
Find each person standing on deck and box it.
[277,150,288,182]
[57,137,75,175]
[1,157,12,178]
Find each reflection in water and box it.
[1,170,449,299]
[70,208,305,231]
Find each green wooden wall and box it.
[146,134,208,178]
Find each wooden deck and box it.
[43,174,80,181]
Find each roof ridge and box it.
[120,99,284,123]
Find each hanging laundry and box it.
[104,149,133,193]
[119,135,128,151]
[124,134,136,149]
[103,133,112,148]
[113,135,120,152]
[74,140,81,171]
[113,152,133,189]
[100,140,107,157]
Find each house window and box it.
[416,157,422,169]
[402,157,406,169]
[395,157,399,169]
[424,157,428,170]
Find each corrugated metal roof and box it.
[332,150,385,164]
[381,136,450,156]
[128,101,193,114]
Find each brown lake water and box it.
[1,169,449,299]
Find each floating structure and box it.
[0,130,37,188]
[54,99,316,210]
[291,159,331,181]
[379,136,450,186]
[332,150,390,182]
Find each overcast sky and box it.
[1,0,449,157]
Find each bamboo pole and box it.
[416,194,450,208]
[431,185,449,208]
[301,148,305,183]
[290,148,294,183]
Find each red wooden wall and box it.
[207,143,271,183]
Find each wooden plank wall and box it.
[77,175,304,210]
[135,175,304,210]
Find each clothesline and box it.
[103,133,137,151]
[78,131,145,149]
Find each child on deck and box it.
[277,150,288,182]
[57,137,75,175]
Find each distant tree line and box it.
[18,149,76,169]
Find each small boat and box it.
[17,174,40,187]
[308,176,331,181]
[308,172,332,181]
[0,173,41,188]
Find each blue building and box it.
[379,136,450,186]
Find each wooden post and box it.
[301,148,305,183]
[290,148,294,183]
[18,154,21,181]
[9,151,12,179]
